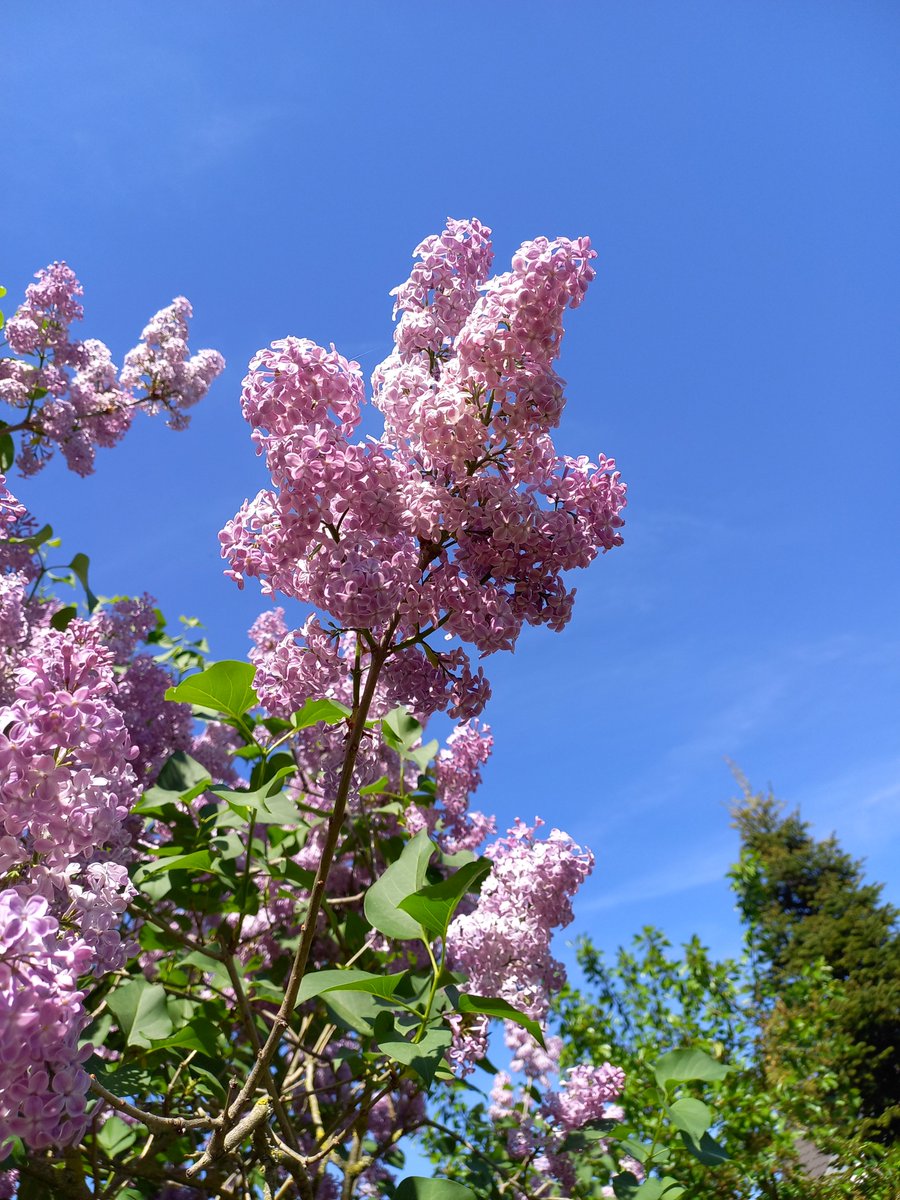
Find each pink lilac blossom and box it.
[221,218,625,732]
[2,265,224,475]
[119,296,225,431]
[68,861,138,975]
[89,594,157,664]
[444,819,593,1076]
[190,720,241,786]
[0,570,28,647]
[4,262,84,360]
[0,474,38,578]
[0,620,144,1149]
[619,1155,646,1183]
[112,654,192,782]
[434,720,495,852]
[542,1062,626,1132]
[533,1151,577,1194]
[390,217,493,360]
[446,819,593,1024]
[506,1024,563,1087]
[0,890,93,1151]
[0,622,140,873]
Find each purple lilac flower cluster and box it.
[0,620,139,1149]
[447,818,594,1026]
[489,1038,630,1193]
[0,478,225,1150]
[1,263,224,475]
[221,218,626,724]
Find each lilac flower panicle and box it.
[543,1062,626,1131]
[2,266,224,474]
[446,819,594,1029]
[0,618,145,1148]
[0,891,93,1150]
[221,218,626,729]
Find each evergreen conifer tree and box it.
[731,786,900,1140]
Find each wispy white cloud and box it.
[578,840,734,913]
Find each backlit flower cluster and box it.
[487,1029,628,1194]
[445,818,594,1078]
[221,218,626,724]
[1,263,224,475]
[433,720,495,853]
[447,818,594,1023]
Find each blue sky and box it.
[4,0,899,965]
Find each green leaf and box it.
[451,992,545,1048]
[378,1026,453,1086]
[136,850,215,879]
[5,523,54,552]
[211,764,295,815]
[395,1179,476,1200]
[147,1019,220,1056]
[667,1097,712,1143]
[49,605,78,632]
[95,1114,137,1157]
[88,1062,156,1098]
[652,1047,731,1090]
[0,433,14,472]
[680,1130,729,1166]
[323,988,384,1037]
[382,707,423,751]
[67,552,98,612]
[106,980,173,1048]
[154,751,213,795]
[398,858,491,938]
[291,697,351,729]
[165,660,258,718]
[297,968,407,1005]
[407,738,439,771]
[611,1174,642,1200]
[560,1124,620,1152]
[364,830,436,940]
[359,775,390,797]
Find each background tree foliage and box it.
[732,784,900,1142]
[427,788,899,1198]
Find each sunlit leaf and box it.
[364,830,436,940]
[165,660,257,718]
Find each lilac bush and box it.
[0,223,727,1199]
